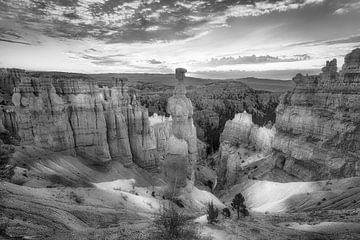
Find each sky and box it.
[0,0,360,80]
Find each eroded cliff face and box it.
[273,49,360,180]
[217,112,276,186]
[0,73,160,170]
[216,49,360,186]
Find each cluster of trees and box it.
[207,192,249,224]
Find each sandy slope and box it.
[221,177,360,213]
[279,221,360,234]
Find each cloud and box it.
[0,0,327,44]
[148,59,162,64]
[206,54,311,66]
[284,34,360,48]
[71,51,128,66]
[0,38,31,45]
[325,35,360,45]
[333,1,360,15]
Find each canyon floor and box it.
[2,145,360,240]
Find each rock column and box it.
[164,68,198,187]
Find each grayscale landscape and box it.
[1,1,360,240]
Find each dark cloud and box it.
[325,35,360,45]
[148,59,162,64]
[0,0,325,44]
[285,35,360,48]
[0,38,31,45]
[0,28,23,40]
[74,52,127,66]
[92,59,128,66]
[207,54,311,66]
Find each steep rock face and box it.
[221,112,275,152]
[148,113,172,161]
[0,68,23,94]
[273,49,360,180]
[217,112,276,186]
[164,68,198,187]
[1,73,160,169]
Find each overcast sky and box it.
[1,0,360,79]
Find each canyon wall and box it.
[220,112,275,153]
[217,48,360,185]
[273,48,360,180]
[218,112,276,186]
[0,73,161,170]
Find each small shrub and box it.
[70,191,84,204]
[149,203,206,240]
[122,195,129,201]
[206,201,219,224]
[222,208,231,218]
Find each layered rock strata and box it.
[164,68,198,187]
[220,112,275,153]
[273,49,360,180]
[0,68,23,94]
[1,73,160,170]
[218,112,276,186]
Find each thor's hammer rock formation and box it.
[164,68,198,187]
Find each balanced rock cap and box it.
[175,68,187,82]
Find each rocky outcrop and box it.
[164,68,198,187]
[273,49,360,180]
[138,81,280,154]
[0,68,23,94]
[217,112,276,186]
[221,112,275,153]
[0,73,161,170]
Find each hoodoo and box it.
[1,73,160,169]
[164,68,198,187]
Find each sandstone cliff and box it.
[216,49,360,186]
[273,49,360,180]
[217,112,275,186]
[0,72,160,170]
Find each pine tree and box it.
[206,201,219,224]
[231,193,249,219]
